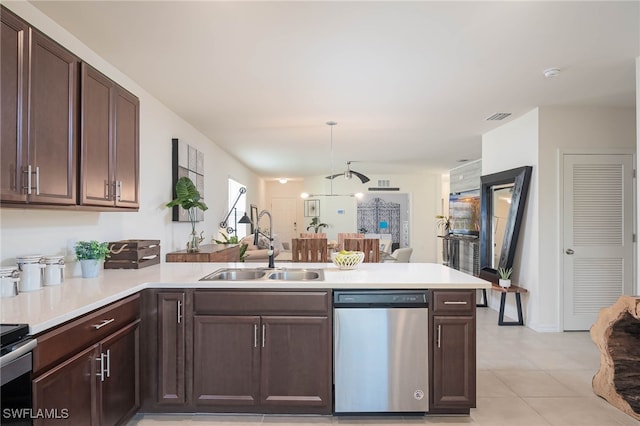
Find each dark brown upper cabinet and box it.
[81,63,139,208]
[1,8,78,205]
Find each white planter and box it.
[499,278,511,288]
[80,259,101,278]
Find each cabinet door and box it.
[431,315,476,410]
[99,320,140,426]
[0,8,28,202]
[113,87,139,208]
[80,62,113,206]
[260,316,331,412]
[33,344,98,426]
[192,315,260,407]
[157,292,185,405]
[28,29,77,204]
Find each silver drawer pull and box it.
[93,318,115,329]
[96,353,105,381]
[444,301,468,305]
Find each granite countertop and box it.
[0,262,490,335]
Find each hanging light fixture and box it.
[300,122,364,199]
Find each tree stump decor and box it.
[590,295,640,421]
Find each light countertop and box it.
[1,262,490,335]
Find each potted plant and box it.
[498,266,512,288]
[307,217,328,233]
[435,215,451,235]
[75,240,110,278]
[167,176,208,252]
[213,233,249,261]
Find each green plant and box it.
[498,267,513,280]
[214,233,239,244]
[435,215,451,234]
[75,240,110,261]
[307,217,328,233]
[166,176,208,234]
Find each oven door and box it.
[1,338,37,425]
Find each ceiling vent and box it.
[369,187,400,192]
[485,112,512,121]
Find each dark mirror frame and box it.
[479,166,533,283]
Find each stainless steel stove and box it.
[1,323,36,425]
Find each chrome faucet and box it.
[254,209,275,268]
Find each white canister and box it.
[0,266,20,298]
[16,255,44,292]
[43,256,65,286]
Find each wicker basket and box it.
[332,251,365,270]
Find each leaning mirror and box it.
[479,166,532,283]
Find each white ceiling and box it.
[29,1,639,179]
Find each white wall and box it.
[483,106,637,332]
[0,2,260,274]
[482,109,540,327]
[270,171,442,262]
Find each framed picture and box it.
[171,138,205,222]
[304,199,320,217]
[250,204,259,234]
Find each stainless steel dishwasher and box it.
[333,290,429,414]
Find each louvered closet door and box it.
[562,154,634,330]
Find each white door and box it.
[562,154,635,330]
[271,198,298,249]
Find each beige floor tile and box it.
[333,416,406,425]
[190,414,266,424]
[127,413,196,424]
[471,397,552,425]
[523,396,640,426]
[263,414,334,425]
[545,370,598,396]
[492,370,577,397]
[476,370,518,397]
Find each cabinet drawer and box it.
[431,290,474,314]
[194,290,330,316]
[33,293,140,374]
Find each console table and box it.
[166,244,240,263]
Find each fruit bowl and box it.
[331,251,365,270]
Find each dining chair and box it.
[291,238,328,262]
[338,233,364,251]
[389,247,413,263]
[344,238,380,263]
[299,233,327,239]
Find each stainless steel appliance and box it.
[333,290,429,414]
[1,324,36,425]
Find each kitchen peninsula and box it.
[1,262,490,422]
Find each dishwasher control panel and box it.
[333,290,428,308]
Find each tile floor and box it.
[128,307,639,426]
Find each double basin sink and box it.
[200,267,324,282]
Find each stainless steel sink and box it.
[267,269,323,281]
[200,268,324,282]
[200,268,266,281]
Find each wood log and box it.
[590,295,640,421]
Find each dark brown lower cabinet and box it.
[32,294,140,425]
[191,314,331,413]
[429,290,476,414]
[33,321,140,426]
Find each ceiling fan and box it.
[326,161,370,184]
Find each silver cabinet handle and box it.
[93,318,115,329]
[437,324,442,349]
[96,352,105,381]
[254,324,258,348]
[444,301,468,305]
[105,349,110,378]
[23,165,32,194]
[262,323,266,348]
[104,180,110,200]
[116,181,122,201]
[177,300,182,324]
[566,248,575,255]
[35,166,40,195]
